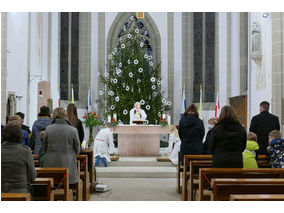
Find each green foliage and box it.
[98,16,171,124]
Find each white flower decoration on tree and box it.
[167,101,172,106]
[135,28,139,33]
[140,42,144,47]
[144,31,148,35]
[137,79,141,83]
[111,105,115,110]
[146,105,150,110]
[108,91,111,95]
[121,44,125,49]
[129,72,133,78]
[134,59,139,65]
[140,99,145,105]
[127,59,131,64]
[130,16,134,21]
[138,68,143,73]
[115,96,120,102]
[151,77,156,83]
[157,80,161,85]
[116,69,122,75]
[158,112,161,117]
[149,62,153,67]
[144,54,148,59]
[162,98,167,104]
[126,86,130,91]
[127,34,132,39]
[99,90,104,96]
[112,51,115,55]
[119,62,122,67]
[113,78,118,84]
[114,48,118,52]
[123,109,128,115]
[152,85,156,90]
[108,54,112,59]
[149,55,152,60]
[109,91,114,96]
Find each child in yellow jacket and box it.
[243,132,259,168]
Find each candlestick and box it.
[113,113,117,120]
[167,115,171,125]
[162,113,166,119]
[108,115,111,123]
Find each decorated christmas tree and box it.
[98,15,171,125]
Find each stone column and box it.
[1,12,7,124]
[271,13,284,128]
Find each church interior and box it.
[2,0,284,208]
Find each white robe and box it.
[165,134,181,165]
[93,128,115,162]
[129,108,147,124]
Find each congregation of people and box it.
[1,100,284,199]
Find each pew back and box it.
[1,193,31,201]
[32,178,54,201]
[230,194,284,201]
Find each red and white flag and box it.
[215,91,220,118]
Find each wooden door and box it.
[229,95,247,130]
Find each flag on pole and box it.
[86,86,91,113]
[58,99,61,107]
[199,84,203,119]
[71,85,74,103]
[215,90,220,118]
[180,84,187,115]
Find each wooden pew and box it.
[33,154,40,167]
[177,152,183,193]
[230,194,284,201]
[182,155,212,201]
[69,160,83,201]
[77,155,90,201]
[211,178,284,201]
[32,178,54,201]
[35,168,72,201]
[1,193,31,201]
[80,150,95,193]
[198,168,284,201]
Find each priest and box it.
[129,102,147,125]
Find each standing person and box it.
[42,107,80,185]
[9,115,29,147]
[249,101,280,155]
[93,123,116,167]
[164,125,181,166]
[129,102,147,124]
[243,132,259,168]
[67,103,85,145]
[1,122,36,194]
[203,118,218,154]
[209,106,247,168]
[267,130,284,168]
[30,106,52,154]
[15,112,31,136]
[178,104,205,165]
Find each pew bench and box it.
[198,168,284,201]
[77,155,91,201]
[80,150,95,193]
[32,178,54,201]
[1,193,31,201]
[211,178,284,201]
[230,194,284,201]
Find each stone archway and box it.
[107,12,161,66]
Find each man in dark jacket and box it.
[249,101,280,155]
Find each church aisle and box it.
[89,157,180,201]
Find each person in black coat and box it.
[67,103,85,146]
[249,101,280,155]
[178,104,205,165]
[209,106,247,168]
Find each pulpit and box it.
[113,125,171,156]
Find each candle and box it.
[167,115,171,125]
[108,115,111,123]
[113,113,117,120]
[162,113,166,119]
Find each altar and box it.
[113,125,171,156]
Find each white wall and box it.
[6,13,29,123]
[248,12,272,126]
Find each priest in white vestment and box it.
[129,102,147,125]
[93,123,115,167]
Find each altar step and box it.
[95,157,176,179]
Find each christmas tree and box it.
[98,15,171,125]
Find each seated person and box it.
[164,125,181,165]
[203,118,217,154]
[93,123,116,167]
[243,132,259,168]
[129,102,147,124]
[1,121,36,194]
[267,130,284,168]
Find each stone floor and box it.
[89,156,181,201]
